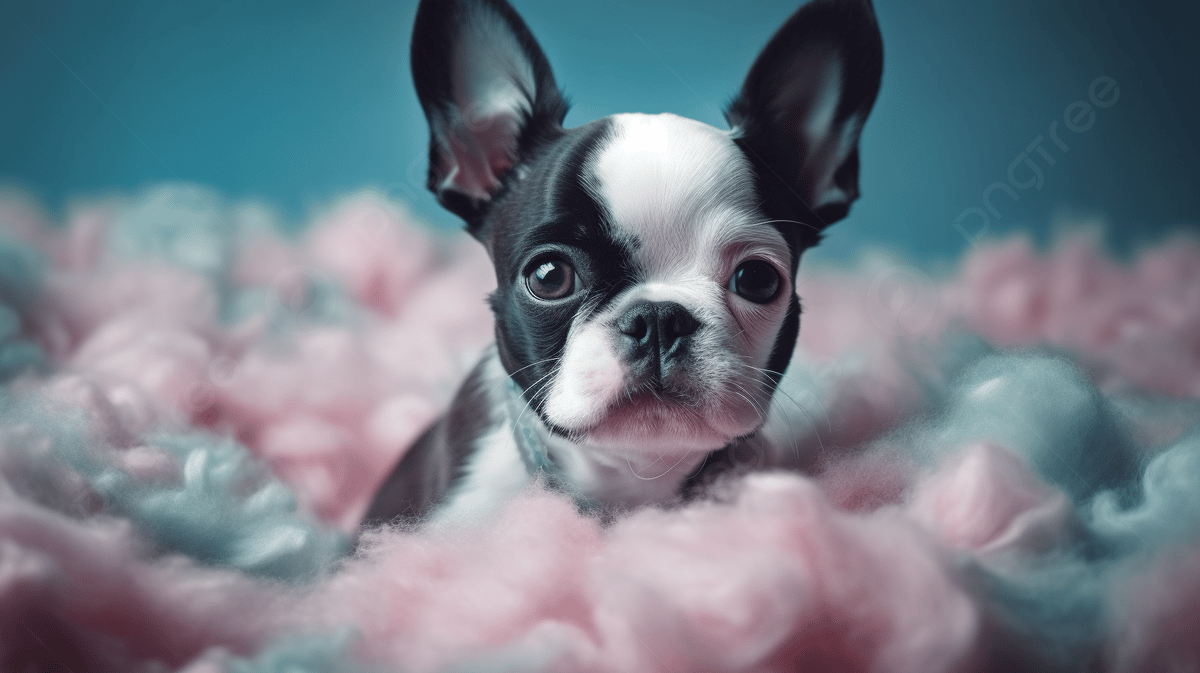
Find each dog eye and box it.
[526,259,576,300]
[728,260,781,304]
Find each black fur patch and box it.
[484,119,642,418]
[359,358,497,527]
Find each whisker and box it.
[740,363,826,460]
[727,380,767,425]
[626,450,693,481]
[746,364,833,436]
[511,368,559,434]
[754,218,824,233]
[730,389,767,428]
[485,355,563,400]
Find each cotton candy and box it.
[0,185,1198,672]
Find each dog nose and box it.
[617,301,700,383]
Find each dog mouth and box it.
[601,388,702,424]
[535,323,777,452]
[545,387,752,453]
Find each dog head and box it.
[411,0,882,457]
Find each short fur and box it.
[363,0,883,528]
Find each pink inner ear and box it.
[440,109,523,203]
[761,40,866,215]
[777,52,858,212]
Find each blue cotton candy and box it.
[0,311,47,381]
[0,236,47,382]
[2,391,347,580]
[110,183,234,277]
[1091,431,1200,550]
[968,559,1104,673]
[88,432,349,580]
[197,629,368,673]
[927,352,1139,501]
[0,233,42,306]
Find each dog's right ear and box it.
[411,0,567,236]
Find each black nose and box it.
[617,301,701,385]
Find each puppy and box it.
[363,0,882,527]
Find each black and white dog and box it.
[363,0,882,527]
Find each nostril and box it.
[618,301,700,356]
[620,313,649,341]
[658,303,700,350]
[663,311,699,342]
[616,301,701,385]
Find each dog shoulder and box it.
[428,420,531,527]
[360,348,511,528]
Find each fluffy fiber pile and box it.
[1,183,1197,672]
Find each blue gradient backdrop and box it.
[2,0,1197,264]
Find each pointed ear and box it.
[411,0,568,233]
[726,0,883,236]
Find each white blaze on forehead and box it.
[586,113,766,278]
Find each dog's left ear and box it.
[411,0,568,233]
[727,0,883,237]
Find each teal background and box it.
[2,0,1197,264]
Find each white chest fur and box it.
[429,420,531,526]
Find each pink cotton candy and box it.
[2,187,1199,672]
[0,503,289,673]
[591,475,978,673]
[320,476,977,673]
[909,442,1075,557]
[951,230,1200,397]
[306,196,438,316]
[13,191,496,528]
[332,492,601,671]
[0,189,54,251]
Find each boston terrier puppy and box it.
[363,0,882,527]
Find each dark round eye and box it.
[728,260,781,304]
[526,258,576,300]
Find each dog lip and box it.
[542,417,582,441]
[571,392,720,439]
[542,394,695,438]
